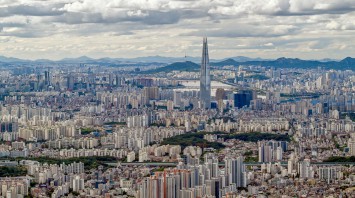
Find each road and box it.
[107,161,355,167]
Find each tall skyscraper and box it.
[200,37,211,109]
[44,70,50,85]
[173,91,182,107]
[143,87,159,104]
[225,156,246,188]
[67,75,74,90]
[233,90,255,109]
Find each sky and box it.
[0,0,355,60]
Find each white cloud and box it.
[264,43,274,47]
[326,21,341,30]
[0,0,355,60]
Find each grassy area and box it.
[243,150,258,162]
[324,156,355,162]
[0,166,27,177]
[151,167,165,173]
[161,132,225,150]
[80,127,95,135]
[222,132,290,142]
[245,156,258,162]
[244,150,253,156]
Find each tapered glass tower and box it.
[200,37,211,109]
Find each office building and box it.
[233,90,254,109]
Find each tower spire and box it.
[200,37,211,109]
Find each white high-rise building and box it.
[319,166,340,184]
[299,159,314,179]
[72,176,84,192]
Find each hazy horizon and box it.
[0,54,349,62]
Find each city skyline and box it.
[1,0,355,60]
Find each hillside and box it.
[142,61,199,74]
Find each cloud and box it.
[50,9,182,25]
[182,22,298,38]
[209,0,355,16]
[325,15,355,30]
[0,5,65,17]
[263,43,274,47]
[0,0,355,60]
[2,0,355,28]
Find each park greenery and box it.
[161,132,225,150]
[243,149,258,162]
[222,132,291,142]
[324,156,355,162]
[151,167,165,173]
[244,150,253,156]
[161,131,290,150]
[103,122,127,126]
[244,156,258,162]
[0,166,27,177]
[80,127,95,135]
[0,156,118,170]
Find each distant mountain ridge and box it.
[211,57,355,70]
[0,55,354,70]
[141,57,355,73]
[0,55,31,63]
[0,55,271,64]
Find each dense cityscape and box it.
[1,0,355,198]
[0,36,354,197]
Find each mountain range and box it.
[0,55,354,70]
[211,57,355,70]
[0,55,270,64]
